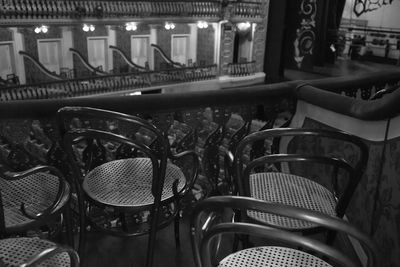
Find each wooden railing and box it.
[228,61,256,77]
[0,64,218,101]
[0,0,264,22]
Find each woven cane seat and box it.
[83,157,186,207]
[247,172,336,229]
[219,246,332,267]
[0,173,70,229]
[0,237,71,266]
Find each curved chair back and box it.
[63,129,162,205]
[234,128,369,218]
[58,107,170,195]
[191,196,377,267]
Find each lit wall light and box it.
[34,25,49,34]
[125,22,137,31]
[164,22,175,30]
[197,21,208,29]
[83,24,95,32]
[82,24,90,32]
[236,22,251,31]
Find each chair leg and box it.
[145,205,160,267]
[77,197,87,264]
[174,212,180,248]
[64,206,74,248]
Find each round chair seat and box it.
[83,158,186,207]
[219,246,332,267]
[248,172,336,229]
[0,237,71,266]
[0,173,70,229]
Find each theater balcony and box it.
[1,1,400,267]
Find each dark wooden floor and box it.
[84,216,196,267]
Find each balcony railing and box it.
[228,61,256,76]
[0,0,264,23]
[0,64,217,101]
[0,70,399,266]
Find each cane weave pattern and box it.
[219,246,332,267]
[247,172,336,229]
[0,237,70,266]
[0,173,60,228]
[83,158,186,207]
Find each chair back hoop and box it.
[191,196,377,267]
[58,106,170,195]
[241,154,356,216]
[63,129,161,198]
[0,165,68,224]
[234,128,369,213]
[57,106,169,155]
[20,245,80,267]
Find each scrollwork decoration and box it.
[293,0,317,69]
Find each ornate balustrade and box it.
[0,70,399,265]
[228,61,256,77]
[0,64,217,101]
[0,0,264,24]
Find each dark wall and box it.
[0,28,13,42]
[197,26,215,66]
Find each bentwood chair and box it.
[191,196,377,267]
[0,165,72,241]
[0,237,79,266]
[57,107,199,267]
[0,166,77,266]
[232,128,368,234]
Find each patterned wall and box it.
[197,26,215,66]
[114,24,151,72]
[154,24,190,70]
[20,27,62,83]
[72,25,108,77]
[0,28,12,42]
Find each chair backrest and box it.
[191,196,377,267]
[58,107,170,200]
[234,128,369,217]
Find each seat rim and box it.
[0,237,71,267]
[247,172,337,230]
[218,246,333,267]
[3,182,71,232]
[82,157,186,208]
